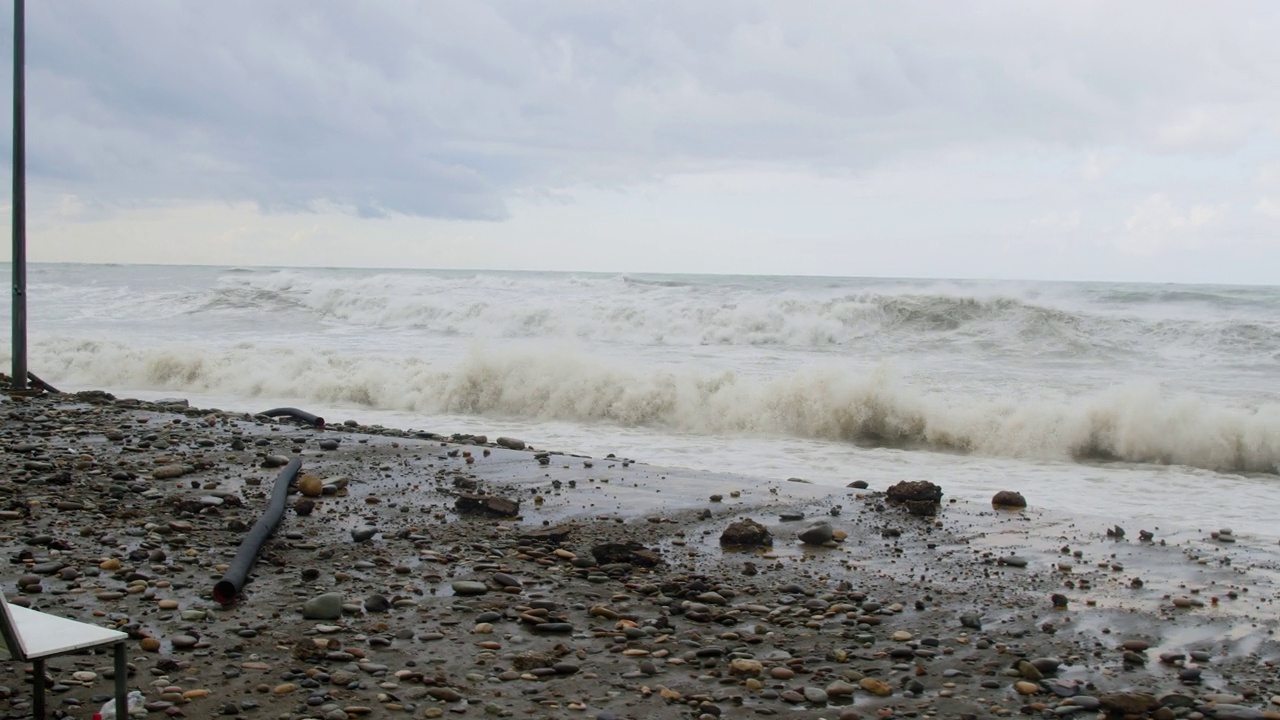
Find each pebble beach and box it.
[2,385,1279,720]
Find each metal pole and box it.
[11,0,27,391]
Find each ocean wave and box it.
[20,339,1280,475]
[179,272,1280,363]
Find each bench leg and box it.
[31,657,45,720]
[114,641,128,719]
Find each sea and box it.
[3,263,1278,538]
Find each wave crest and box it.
[22,339,1280,475]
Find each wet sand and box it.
[2,388,1279,720]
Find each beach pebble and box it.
[859,678,892,696]
[1099,692,1158,714]
[303,593,345,620]
[1205,705,1265,720]
[802,687,828,704]
[351,526,378,542]
[152,464,186,479]
[452,581,489,596]
[798,522,834,545]
[298,474,324,497]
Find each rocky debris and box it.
[1,386,1278,720]
[719,518,773,547]
[885,479,943,504]
[495,436,526,450]
[590,542,662,567]
[455,492,520,517]
[992,489,1028,508]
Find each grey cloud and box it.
[2,0,1278,219]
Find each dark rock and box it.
[591,542,662,567]
[991,490,1027,508]
[797,522,834,545]
[456,493,520,517]
[847,480,869,489]
[885,480,942,504]
[495,437,526,450]
[905,500,937,516]
[1098,692,1158,714]
[519,525,573,543]
[720,519,773,548]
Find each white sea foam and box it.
[21,338,1280,474]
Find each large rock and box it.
[992,490,1027,508]
[456,493,520,517]
[720,519,773,548]
[592,542,662,567]
[302,593,344,620]
[885,480,943,504]
[797,522,835,545]
[495,437,526,450]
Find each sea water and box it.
[3,263,1278,537]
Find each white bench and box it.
[0,592,129,719]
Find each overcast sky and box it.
[2,1,1279,283]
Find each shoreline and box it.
[2,388,1279,720]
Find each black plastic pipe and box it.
[213,457,303,605]
[259,407,325,428]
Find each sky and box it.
[1,1,1279,284]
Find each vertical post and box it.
[31,657,45,720]
[11,0,27,392]
[113,642,128,720]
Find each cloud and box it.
[1080,152,1120,182]
[1120,193,1225,255]
[1256,197,1280,217]
[3,1,1279,224]
[1030,210,1081,232]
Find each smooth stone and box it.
[1207,706,1264,720]
[451,581,488,596]
[859,678,892,697]
[302,593,344,620]
[170,635,198,649]
[802,687,828,704]
[797,522,834,545]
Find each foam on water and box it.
[4,263,1279,536]
[22,338,1280,474]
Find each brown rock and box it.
[992,490,1027,508]
[858,677,892,697]
[885,480,942,504]
[456,493,520,517]
[591,542,662,567]
[720,518,773,547]
[152,464,186,479]
[297,474,324,497]
[1099,692,1158,714]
